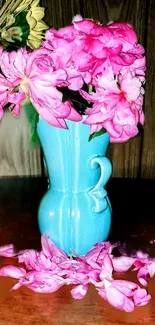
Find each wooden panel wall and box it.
[0,0,154,178]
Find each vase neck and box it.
[37,118,110,192]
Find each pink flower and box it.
[81,66,145,142]
[43,20,145,81]
[0,48,28,86]
[0,48,82,127]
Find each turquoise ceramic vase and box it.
[37,117,112,256]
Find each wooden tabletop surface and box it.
[0,178,155,325]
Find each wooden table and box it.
[0,178,155,325]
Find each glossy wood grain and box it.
[0,178,155,324]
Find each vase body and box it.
[37,118,112,256]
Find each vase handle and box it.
[89,156,112,213]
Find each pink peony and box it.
[80,65,145,142]
[0,48,82,127]
[0,18,146,143]
[43,20,145,81]
[0,74,14,119]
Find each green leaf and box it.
[88,128,106,142]
[22,99,39,145]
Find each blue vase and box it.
[37,117,112,256]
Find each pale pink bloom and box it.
[0,48,27,86]
[81,66,145,142]
[44,20,145,80]
[0,265,26,279]
[1,48,82,127]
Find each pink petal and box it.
[137,266,149,286]
[24,281,63,293]
[18,249,40,271]
[134,288,151,307]
[111,280,138,297]
[71,284,88,299]
[88,270,100,285]
[8,91,25,104]
[41,234,68,260]
[104,280,134,312]
[0,265,26,279]
[0,107,4,120]
[112,256,135,272]
[10,104,21,117]
[100,254,113,280]
[148,262,155,278]
[72,15,83,23]
[0,244,15,257]
[67,104,82,122]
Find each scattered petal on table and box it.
[133,287,151,306]
[112,256,135,272]
[71,284,88,299]
[101,279,135,312]
[0,244,15,257]
[137,266,149,286]
[148,261,155,278]
[0,265,26,279]
[41,234,68,261]
[0,236,154,312]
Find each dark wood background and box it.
[0,0,154,178]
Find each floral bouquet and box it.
[0,9,146,143]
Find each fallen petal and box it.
[134,288,151,306]
[71,284,88,299]
[0,265,26,279]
